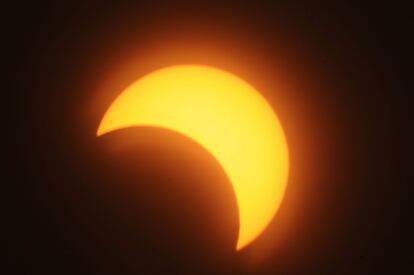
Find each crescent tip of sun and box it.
[96,126,105,137]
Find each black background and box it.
[6,1,410,274]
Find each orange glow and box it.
[97,65,289,250]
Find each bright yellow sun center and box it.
[97,65,289,250]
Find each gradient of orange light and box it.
[97,65,289,250]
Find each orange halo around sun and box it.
[97,65,289,250]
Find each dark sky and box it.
[6,1,410,274]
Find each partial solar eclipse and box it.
[97,65,289,250]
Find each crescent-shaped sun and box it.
[97,65,289,250]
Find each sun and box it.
[97,65,289,250]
